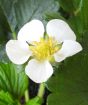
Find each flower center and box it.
[29,37,61,61]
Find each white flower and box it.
[6,19,82,83]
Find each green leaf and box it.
[0,91,20,105]
[0,62,28,98]
[26,97,42,105]
[0,5,11,43]
[14,0,59,29]
[0,0,17,32]
[47,51,88,105]
[47,53,88,105]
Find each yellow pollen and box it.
[30,37,61,61]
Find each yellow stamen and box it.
[30,37,61,61]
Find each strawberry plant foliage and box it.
[0,62,28,98]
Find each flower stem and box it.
[25,89,29,102]
[37,83,45,98]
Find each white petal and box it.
[6,40,31,64]
[25,59,53,83]
[18,19,44,43]
[60,40,83,57]
[54,53,66,62]
[46,19,76,42]
[54,40,82,62]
